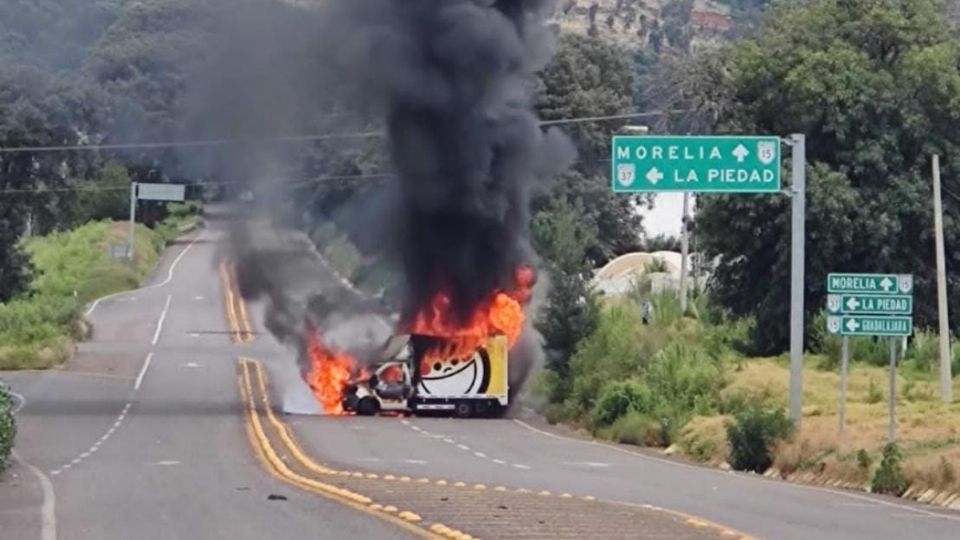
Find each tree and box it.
[672,0,960,352]
[0,65,108,301]
[536,33,644,263]
[533,197,601,385]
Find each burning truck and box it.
[302,267,534,418]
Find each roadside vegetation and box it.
[0,201,202,371]
[0,382,14,473]
[531,282,960,499]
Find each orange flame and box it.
[304,325,357,415]
[303,265,536,412]
[409,265,535,363]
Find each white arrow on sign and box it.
[846,297,860,311]
[846,319,860,332]
[646,167,664,185]
[880,277,893,292]
[732,144,749,163]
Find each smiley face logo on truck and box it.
[418,348,491,396]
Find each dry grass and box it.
[678,358,960,493]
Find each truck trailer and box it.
[341,334,509,418]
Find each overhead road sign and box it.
[611,135,781,193]
[826,294,912,315]
[827,273,912,295]
[827,315,913,337]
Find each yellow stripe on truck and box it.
[485,335,508,400]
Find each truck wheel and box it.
[454,402,473,418]
[357,397,380,416]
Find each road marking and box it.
[9,390,26,415]
[563,461,611,468]
[12,450,57,540]
[193,296,204,300]
[85,230,203,316]
[474,452,487,458]
[183,362,200,368]
[151,294,172,345]
[404,459,428,465]
[237,360,441,539]
[7,393,57,540]
[134,352,154,391]
[456,444,470,451]
[512,464,531,470]
[153,460,181,466]
[492,459,506,465]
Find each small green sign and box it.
[827,273,913,295]
[826,294,913,315]
[827,315,913,337]
[611,135,782,193]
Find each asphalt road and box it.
[4,211,960,540]
[1,217,412,540]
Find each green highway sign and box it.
[827,273,913,295]
[826,294,912,315]
[827,316,913,337]
[611,135,782,193]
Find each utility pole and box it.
[932,154,953,402]
[788,134,806,426]
[679,192,690,314]
[128,182,138,261]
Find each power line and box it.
[0,111,681,154]
[0,172,394,196]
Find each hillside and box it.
[551,0,734,50]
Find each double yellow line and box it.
[220,261,254,343]
[238,357,448,540]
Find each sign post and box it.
[826,272,913,440]
[127,182,186,261]
[789,134,805,427]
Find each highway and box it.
[3,211,959,539]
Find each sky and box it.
[640,193,695,238]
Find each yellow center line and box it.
[219,261,243,343]
[237,358,443,539]
[227,262,255,342]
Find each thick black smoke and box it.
[194,1,573,404]
[317,0,574,325]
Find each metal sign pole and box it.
[128,182,138,261]
[888,337,897,443]
[839,335,849,437]
[789,134,806,427]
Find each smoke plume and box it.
[199,0,574,402]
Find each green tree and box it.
[670,0,960,352]
[537,33,643,262]
[533,197,601,389]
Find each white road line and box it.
[456,444,471,451]
[443,438,455,444]
[85,230,203,316]
[474,452,487,459]
[9,389,26,415]
[512,464,531,470]
[135,353,154,391]
[13,450,57,540]
[151,295,172,345]
[512,419,960,522]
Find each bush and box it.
[907,331,939,372]
[0,382,16,472]
[872,442,909,496]
[851,337,889,367]
[591,379,652,427]
[726,404,794,473]
[607,412,665,446]
[866,378,884,404]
